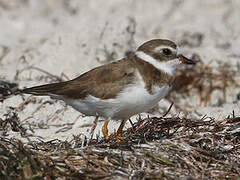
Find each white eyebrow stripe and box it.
[135,51,181,76]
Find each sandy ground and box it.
[0,0,240,142]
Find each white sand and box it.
[0,0,240,142]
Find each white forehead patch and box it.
[154,45,178,55]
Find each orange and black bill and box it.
[178,54,196,65]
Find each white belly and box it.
[65,82,170,120]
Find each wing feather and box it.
[22,58,136,100]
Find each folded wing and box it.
[21,58,136,100]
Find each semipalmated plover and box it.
[20,39,195,142]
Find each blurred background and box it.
[0,0,240,79]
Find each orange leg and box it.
[90,116,99,139]
[116,119,127,143]
[102,119,110,142]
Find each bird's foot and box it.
[102,119,110,142]
[116,119,127,143]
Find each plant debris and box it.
[0,80,18,102]
[0,110,27,137]
[0,113,239,179]
[170,55,240,107]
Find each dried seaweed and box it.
[0,80,18,102]
[0,113,239,179]
[0,109,27,137]
[170,55,240,107]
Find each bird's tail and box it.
[20,82,66,96]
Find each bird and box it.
[20,39,195,142]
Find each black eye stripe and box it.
[162,48,172,56]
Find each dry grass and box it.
[169,54,240,108]
[0,112,239,179]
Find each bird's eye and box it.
[162,48,172,56]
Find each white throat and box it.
[135,51,181,76]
